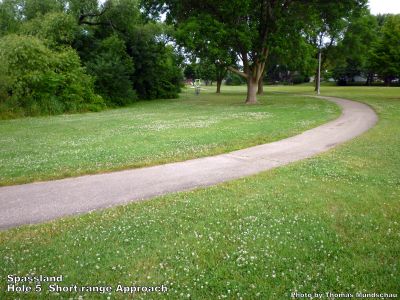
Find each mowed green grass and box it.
[0,86,339,186]
[0,86,399,299]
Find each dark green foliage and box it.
[129,26,182,99]
[67,0,101,21]
[183,64,196,80]
[86,35,137,106]
[20,12,79,48]
[174,16,235,92]
[21,0,66,20]
[370,15,400,85]
[264,38,315,85]
[0,0,184,118]
[95,0,140,36]
[0,34,104,118]
[144,0,367,102]
[330,13,379,85]
[195,60,217,85]
[80,0,182,101]
[184,61,217,85]
[292,74,310,85]
[225,72,245,86]
[302,1,369,90]
[0,0,22,36]
[330,13,400,86]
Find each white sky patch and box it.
[368,0,400,15]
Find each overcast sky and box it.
[368,0,400,15]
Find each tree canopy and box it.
[370,15,400,85]
[144,0,367,103]
[0,0,398,118]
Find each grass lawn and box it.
[0,86,339,186]
[0,86,399,299]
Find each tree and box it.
[78,0,182,100]
[86,34,137,106]
[144,0,366,103]
[302,2,367,91]
[225,71,246,86]
[68,0,105,24]
[174,15,235,93]
[261,28,315,86]
[0,0,22,37]
[370,14,400,85]
[116,22,181,100]
[19,0,65,20]
[144,0,290,103]
[195,60,216,85]
[20,12,79,48]
[330,13,379,85]
[183,63,196,81]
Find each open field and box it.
[0,86,399,299]
[0,86,339,186]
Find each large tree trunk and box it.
[227,48,267,104]
[228,68,262,104]
[246,77,258,104]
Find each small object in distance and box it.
[189,79,206,95]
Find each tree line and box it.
[144,0,399,102]
[0,0,183,118]
[1,0,399,117]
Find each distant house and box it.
[353,75,367,83]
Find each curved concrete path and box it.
[0,96,378,230]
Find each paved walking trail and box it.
[0,96,378,230]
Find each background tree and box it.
[303,2,367,91]
[261,28,315,87]
[144,0,367,103]
[0,0,22,36]
[94,0,182,99]
[20,0,65,21]
[183,63,196,81]
[195,59,216,86]
[330,13,379,85]
[86,34,137,105]
[369,14,400,85]
[20,12,79,48]
[225,72,246,86]
[174,15,235,93]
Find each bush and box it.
[0,34,104,118]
